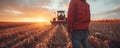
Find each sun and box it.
[37,18,50,23]
[37,19,51,25]
[37,18,47,22]
[38,19,47,22]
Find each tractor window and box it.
[58,13,65,16]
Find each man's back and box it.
[67,0,90,32]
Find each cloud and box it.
[0,9,23,17]
[101,6,120,15]
[42,0,69,10]
[0,0,53,17]
[92,6,120,20]
[0,0,51,10]
[18,0,51,8]
[89,0,120,4]
[3,9,23,15]
[109,0,120,5]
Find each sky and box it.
[0,0,120,22]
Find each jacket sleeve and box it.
[67,0,76,33]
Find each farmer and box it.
[67,0,90,48]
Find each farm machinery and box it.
[51,10,67,24]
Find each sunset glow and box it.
[37,19,49,22]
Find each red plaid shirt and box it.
[67,0,90,32]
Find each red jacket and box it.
[67,0,90,32]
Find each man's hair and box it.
[81,0,86,2]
